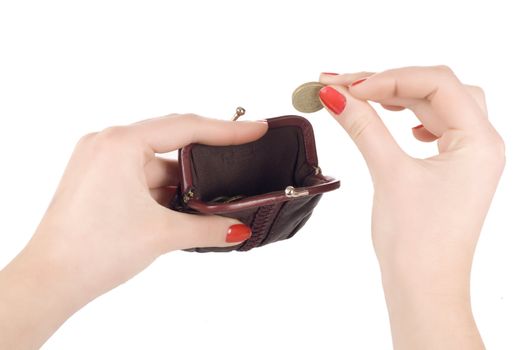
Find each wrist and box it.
[374,227,477,298]
[377,249,483,349]
[0,239,90,349]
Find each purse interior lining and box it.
[190,126,313,202]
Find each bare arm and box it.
[319,66,504,349]
[0,115,267,349]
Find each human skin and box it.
[319,66,505,349]
[0,66,504,350]
[0,116,268,349]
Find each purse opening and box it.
[188,126,315,202]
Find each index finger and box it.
[348,66,486,130]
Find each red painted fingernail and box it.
[322,72,339,76]
[412,124,425,130]
[226,224,252,243]
[319,86,346,115]
[351,78,367,86]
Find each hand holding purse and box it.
[170,109,340,252]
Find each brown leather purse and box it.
[170,114,340,252]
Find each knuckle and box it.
[344,112,373,142]
[470,85,485,96]
[429,65,460,88]
[95,126,131,147]
[178,113,202,123]
[433,64,454,75]
[431,65,459,83]
[467,85,486,100]
[76,132,97,147]
[73,126,136,158]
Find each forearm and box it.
[0,242,84,350]
[380,255,484,349]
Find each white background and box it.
[1,1,523,348]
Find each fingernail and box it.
[319,86,346,115]
[322,72,339,76]
[351,78,367,86]
[226,224,252,243]
[412,124,424,130]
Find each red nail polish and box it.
[322,72,339,76]
[351,78,367,86]
[226,224,252,243]
[412,124,424,130]
[319,86,346,115]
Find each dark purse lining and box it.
[190,126,314,202]
[175,116,340,252]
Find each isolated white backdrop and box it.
[0,1,523,349]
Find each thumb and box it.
[319,85,406,173]
[155,208,252,252]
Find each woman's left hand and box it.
[0,114,268,350]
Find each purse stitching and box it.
[260,201,290,246]
[239,203,283,251]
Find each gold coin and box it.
[292,82,325,113]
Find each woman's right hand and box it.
[319,66,504,349]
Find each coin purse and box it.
[170,115,340,252]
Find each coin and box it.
[292,82,325,113]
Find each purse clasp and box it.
[285,186,309,198]
[232,107,246,121]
